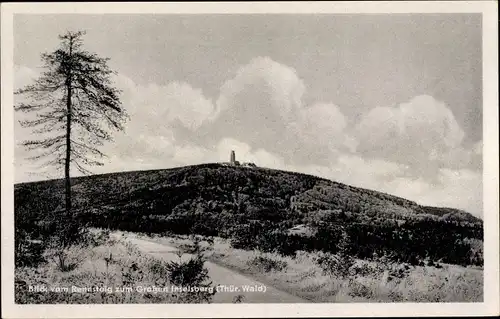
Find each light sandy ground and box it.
[119,233,307,303]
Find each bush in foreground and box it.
[250,255,288,273]
[15,229,217,304]
[165,254,215,303]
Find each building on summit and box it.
[230,150,237,165]
[227,150,256,168]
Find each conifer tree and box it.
[15,30,128,245]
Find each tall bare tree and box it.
[15,30,128,245]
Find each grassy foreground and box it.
[15,229,214,304]
[146,233,483,303]
[15,229,483,304]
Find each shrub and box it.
[81,229,112,247]
[44,245,86,272]
[179,235,214,256]
[316,252,355,278]
[165,255,216,303]
[348,280,373,299]
[250,255,288,272]
[369,254,413,282]
[52,215,86,248]
[388,263,411,280]
[41,229,113,272]
[148,259,170,279]
[350,262,376,277]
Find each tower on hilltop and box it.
[230,150,236,165]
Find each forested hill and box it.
[15,163,483,266]
[14,163,481,224]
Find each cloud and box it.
[354,95,478,174]
[355,95,465,157]
[113,74,215,133]
[383,168,482,217]
[98,74,218,172]
[291,103,358,154]
[157,82,215,131]
[197,57,306,161]
[199,57,353,165]
[171,144,214,166]
[215,56,305,120]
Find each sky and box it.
[13,14,483,217]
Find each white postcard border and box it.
[1,2,498,318]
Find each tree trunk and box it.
[64,40,73,231]
[65,83,72,216]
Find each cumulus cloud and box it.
[355,95,465,156]
[354,95,478,174]
[197,57,307,162]
[383,168,482,217]
[98,74,218,172]
[198,57,353,165]
[113,74,215,133]
[215,56,305,120]
[291,103,357,154]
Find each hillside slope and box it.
[15,163,483,266]
[14,163,481,222]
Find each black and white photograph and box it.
[1,1,499,318]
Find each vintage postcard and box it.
[1,1,499,318]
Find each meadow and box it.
[15,229,215,304]
[15,227,483,303]
[146,233,484,303]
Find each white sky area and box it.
[13,14,483,217]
